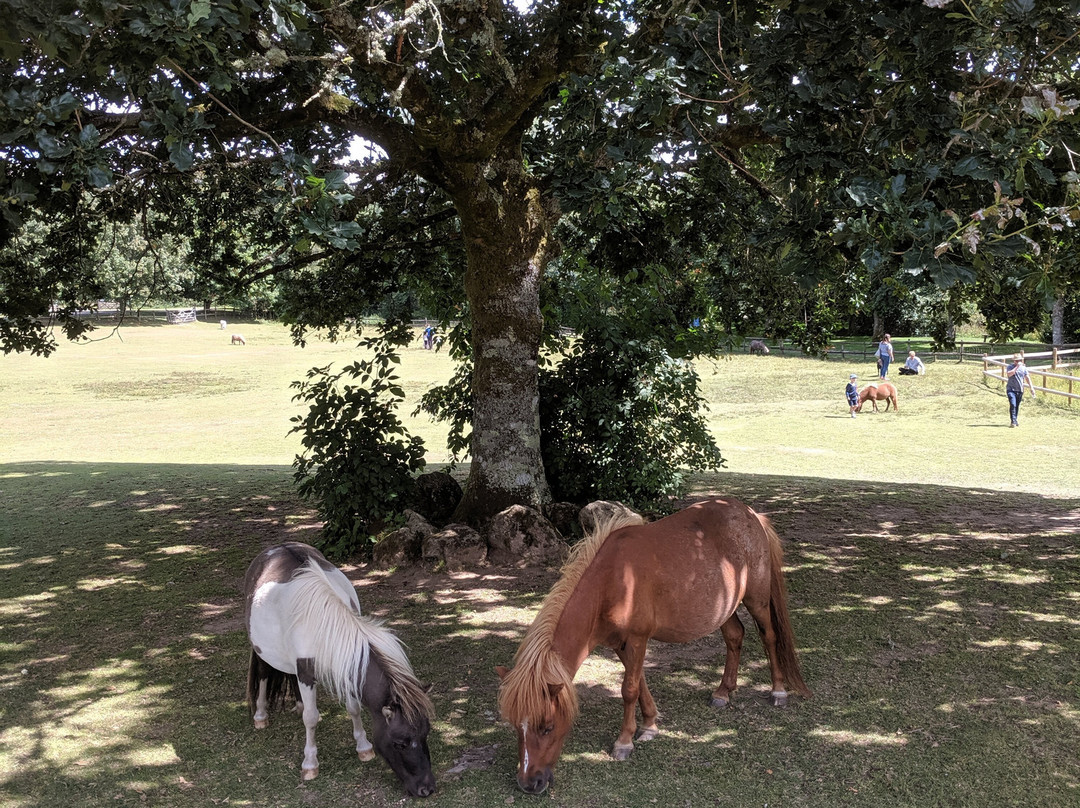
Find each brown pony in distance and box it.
[856,381,899,412]
[496,499,810,794]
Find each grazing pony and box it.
[496,499,810,794]
[749,339,771,355]
[244,543,435,797]
[856,381,899,412]
[231,334,246,345]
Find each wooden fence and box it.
[982,348,1080,406]
[746,337,1080,366]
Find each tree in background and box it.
[92,219,190,317]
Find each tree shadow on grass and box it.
[1,463,1078,807]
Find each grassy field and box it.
[2,321,1078,808]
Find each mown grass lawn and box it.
[1,322,1078,808]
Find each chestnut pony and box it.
[856,381,899,412]
[496,499,810,794]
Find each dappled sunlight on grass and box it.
[2,658,179,786]
[0,589,58,619]
[1013,609,1080,626]
[138,503,182,513]
[809,727,909,747]
[972,638,1063,654]
[75,574,143,592]
[904,562,1051,586]
[2,461,1079,806]
[928,599,963,613]
[154,544,207,556]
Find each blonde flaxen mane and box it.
[498,508,646,727]
[290,563,434,722]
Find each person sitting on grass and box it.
[899,350,925,376]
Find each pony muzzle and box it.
[518,767,553,794]
[408,777,436,798]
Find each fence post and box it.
[1052,347,1059,369]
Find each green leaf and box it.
[188,0,212,26]
[1004,0,1035,16]
[86,165,112,188]
[168,141,194,171]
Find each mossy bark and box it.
[444,145,554,523]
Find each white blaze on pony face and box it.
[521,722,529,772]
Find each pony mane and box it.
[498,508,646,727]
[290,563,434,722]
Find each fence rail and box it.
[744,337,1080,365]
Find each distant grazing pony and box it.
[749,339,770,355]
[856,382,898,412]
[231,334,246,345]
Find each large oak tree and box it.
[1,1,699,522]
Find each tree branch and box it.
[686,113,781,203]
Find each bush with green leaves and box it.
[538,333,725,506]
[290,323,425,558]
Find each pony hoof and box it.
[709,696,730,709]
[301,767,318,781]
[253,718,269,729]
[636,727,659,743]
[358,748,376,762]
[770,691,788,708]
[612,743,634,761]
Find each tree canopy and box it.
[2,0,1078,525]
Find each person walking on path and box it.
[1005,353,1037,427]
[876,334,895,379]
[845,373,860,418]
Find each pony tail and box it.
[760,515,812,698]
[247,649,300,713]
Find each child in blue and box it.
[845,373,860,418]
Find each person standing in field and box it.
[845,373,860,418]
[1005,353,1037,427]
[876,334,894,379]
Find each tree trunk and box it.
[872,311,883,342]
[448,149,555,524]
[1051,295,1064,346]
